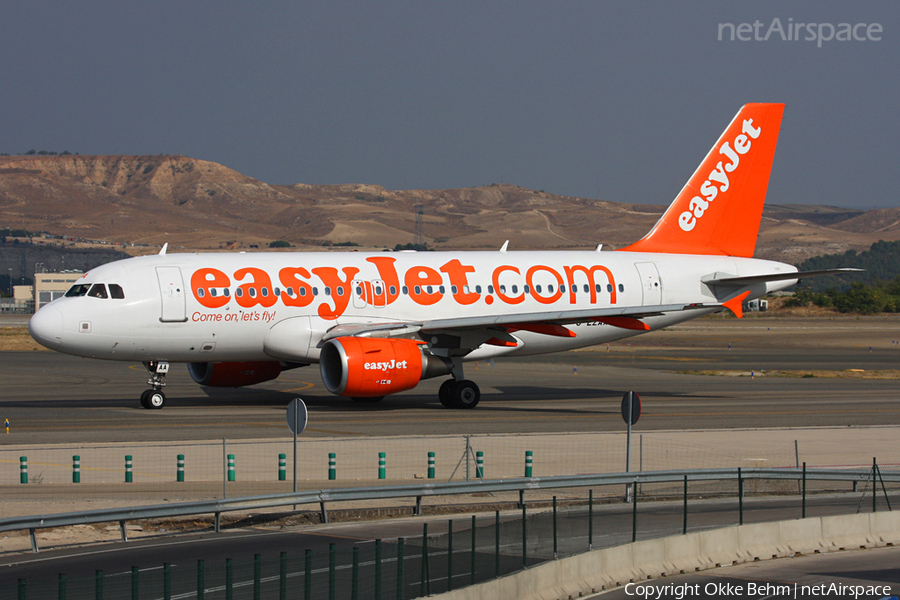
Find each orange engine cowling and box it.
[188,361,283,387]
[319,337,428,397]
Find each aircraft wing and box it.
[321,302,710,343]
[322,268,865,346]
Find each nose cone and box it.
[29,305,63,348]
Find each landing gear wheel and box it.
[452,380,480,409]
[438,379,456,408]
[143,390,166,409]
[351,396,384,403]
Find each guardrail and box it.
[2,465,894,553]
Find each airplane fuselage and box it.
[30,249,797,364]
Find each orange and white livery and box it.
[28,104,853,409]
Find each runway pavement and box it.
[0,316,898,443]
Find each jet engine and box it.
[319,337,451,397]
[188,361,283,387]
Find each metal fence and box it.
[0,432,803,518]
[3,463,899,600]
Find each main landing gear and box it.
[141,360,169,410]
[438,378,480,409]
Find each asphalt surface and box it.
[0,317,898,443]
[2,315,899,598]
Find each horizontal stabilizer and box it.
[705,268,864,287]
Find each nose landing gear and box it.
[141,361,169,409]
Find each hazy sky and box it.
[3,2,897,209]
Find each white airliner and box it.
[29,104,854,409]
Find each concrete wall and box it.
[430,511,900,600]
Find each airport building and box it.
[34,271,83,311]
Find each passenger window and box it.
[618,284,625,292]
[87,284,108,299]
[65,284,90,297]
[108,284,125,299]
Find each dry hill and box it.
[1,155,896,263]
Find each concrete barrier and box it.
[429,511,900,600]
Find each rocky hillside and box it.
[1,155,897,263]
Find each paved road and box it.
[594,546,900,599]
[1,317,898,443]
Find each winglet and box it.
[158,243,168,256]
[722,291,751,318]
[499,240,509,253]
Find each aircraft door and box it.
[156,266,188,322]
[635,262,662,306]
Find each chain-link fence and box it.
[0,432,802,518]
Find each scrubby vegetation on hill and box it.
[786,241,900,313]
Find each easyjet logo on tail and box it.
[679,118,762,232]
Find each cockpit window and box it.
[108,284,125,299]
[87,284,108,299]
[65,284,91,297]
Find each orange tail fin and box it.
[621,103,784,257]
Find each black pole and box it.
[632,486,638,543]
[396,538,404,600]
[197,560,205,600]
[738,467,744,525]
[131,566,139,600]
[588,489,594,550]
[447,519,453,592]
[352,547,359,600]
[495,510,500,578]
[803,462,807,518]
[225,560,233,600]
[552,496,558,559]
[471,515,476,586]
[873,457,877,513]
[60,573,68,600]
[96,570,103,600]
[683,475,688,535]
[253,555,260,600]
[164,563,172,600]
[375,539,382,600]
[522,503,527,567]
[420,523,429,597]
[304,549,312,600]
